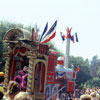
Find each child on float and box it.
[14,66,28,91]
[21,73,28,91]
[14,71,22,85]
[17,66,28,76]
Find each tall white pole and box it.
[65,38,70,68]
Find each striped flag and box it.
[75,32,79,42]
[66,33,69,39]
[69,32,73,41]
[34,25,38,40]
[66,27,72,39]
[66,27,69,39]
[39,22,48,42]
[60,32,65,41]
[72,35,75,43]
[41,31,56,43]
[41,20,57,43]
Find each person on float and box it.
[21,73,28,91]
[17,66,28,77]
[3,81,21,100]
[14,72,22,85]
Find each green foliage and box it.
[0,40,4,71]
[91,55,99,68]
[77,55,100,87]
[47,42,64,57]
[84,77,100,88]
[70,56,91,85]
[90,55,100,77]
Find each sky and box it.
[0,0,100,60]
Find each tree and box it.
[84,77,100,88]
[70,56,92,85]
[91,55,99,68]
[90,55,100,77]
[47,42,64,57]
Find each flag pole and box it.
[65,38,70,68]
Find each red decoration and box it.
[76,66,80,72]
[38,44,49,54]
[67,81,74,92]
[47,72,55,83]
[73,72,76,79]
[14,47,30,56]
[57,60,64,65]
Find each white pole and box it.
[65,38,70,68]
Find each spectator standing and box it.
[90,92,96,100]
[3,81,20,100]
[14,92,32,100]
[80,94,91,100]
[0,91,4,100]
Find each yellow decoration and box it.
[0,72,4,77]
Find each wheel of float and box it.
[52,85,58,98]
[60,93,68,100]
[45,85,52,99]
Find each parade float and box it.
[3,21,77,100]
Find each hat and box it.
[0,72,4,77]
